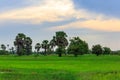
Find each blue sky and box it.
[0,0,120,50]
[74,0,120,18]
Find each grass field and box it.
[0,54,120,80]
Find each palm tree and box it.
[35,43,41,54]
[55,31,68,57]
[41,40,49,55]
[7,44,9,51]
[10,47,14,54]
[1,44,6,51]
[49,36,56,52]
[25,37,32,55]
[14,33,26,56]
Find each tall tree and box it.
[14,33,26,56]
[41,40,49,55]
[55,31,68,57]
[35,43,41,53]
[10,47,14,54]
[49,36,56,52]
[25,37,32,55]
[92,44,103,56]
[67,37,89,57]
[14,33,32,56]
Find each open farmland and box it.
[0,54,120,80]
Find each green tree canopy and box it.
[92,44,103,56]
[67,37,89,57]
[103,47,111,55]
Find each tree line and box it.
[0,31,116,57]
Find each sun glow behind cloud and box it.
[0,0,75,23]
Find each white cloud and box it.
[50,18,120,32]
[0,0,75,23]
[0,0,97,24]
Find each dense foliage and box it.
[92,44,103,56]
[14,33,32,56]
[53,31,68,57]
[67,37,89,57]
[103,47,111,55]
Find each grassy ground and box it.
[0,54,120,80]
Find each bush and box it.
[0,50,9,55]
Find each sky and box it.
[0,0,120,51]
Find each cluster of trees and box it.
[0,44,15,55]
[67,37,88,57]
[0,31,115,57]
[14,33,32,56]
[35,31,68,57]
[92,44,111,56]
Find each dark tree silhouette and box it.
[49,36,56,52]
[14,33,26,56]
[35,43,41,54]
[1,44,6,51]
[92,44,103,56]
[14,33,32,56]
[41,40,49,55]
[103,47,111,55]
[25,37,32,55]
[55,31,68,57]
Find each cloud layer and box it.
[50,19,120,32]
[0,0,75,23]
[0,0,120,32]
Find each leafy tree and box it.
[55,31,68,57]
[41,40,49,55]
[35,43,41,53]
[67,37,89,57]
[103,47,111,55]
[92,44,103,56]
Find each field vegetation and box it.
[0,54,120,80]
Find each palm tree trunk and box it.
[44,48,47,55]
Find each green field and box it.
[0,54,120,80]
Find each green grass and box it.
[0,54,120,80]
